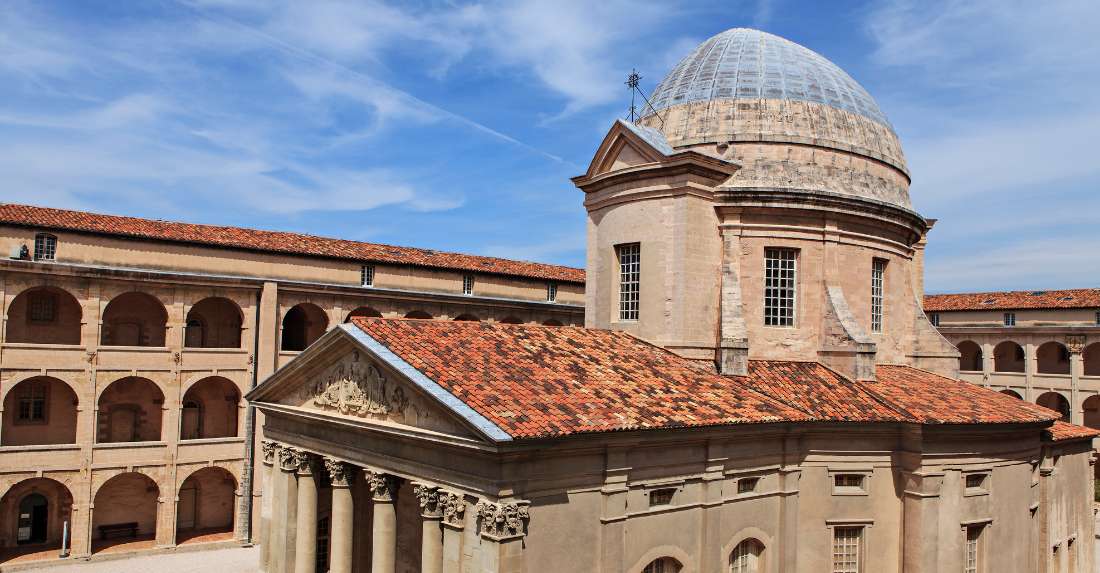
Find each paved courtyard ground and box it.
[4,546,258,573]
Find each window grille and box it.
[929,312,940,326]
[546,282,558,303]
[1003,312,1015,326]
[642,557,680,573]
[1095,310,1100,325]
[834,474,865,491]
[764,248,797,326]
[28,291,57,323]
[462,275,474,296]
[737,477,759,494]
[965,525,982,573]
[649,488,675,507]
[16,381,47,423]
[33,233,57,261]
[871,259,886,332]
[617,243,640,321]
[360,265,374,287]
[832,527,862,573]
[729,539,762,573]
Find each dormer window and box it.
[360,265,375,287]
[462,274,474,296]
[547,282,558,303]
[33,233,57,261]
[1003,312,1016,327]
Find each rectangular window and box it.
[965,525,983,573]
[1003,312,1016,326]
[833,474,866,494]
[546,282,558,303]
[929,312,940,326]
[871,259,886,333]
[360,265,374,287]
[832,526,863,573]
[33,233,57,261]
[764,248,797,327]
[617,243,640,321]
[737,477,759,494]
[1095,310,1099,325]
[965,473,989,493]
[648,488,675,507]
[16,381,47,423]
[28,291,57,323]
[462,274,474,296]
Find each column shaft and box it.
[329,484,354,573]
[371,500,397,573]
[259,452,274,570]
[294,467,318,573]
[268,460,287,571]
[421,518,443,573]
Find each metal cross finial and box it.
[625,69,641,90]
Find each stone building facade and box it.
[0,205,582,563]
[250,28,1097,573]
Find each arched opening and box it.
[344,306,382,323]
[404,310,432,320]
[498,316,523,324]
[957,340,983,372]
[5,286,82,345]
[0,478,72,558]
[281,303,328,351]
[2,377,78,446]
[993,341,1025,373]
[452,314,480,322]
[92,473,158,552]
[180,377,240,440]
[1036,341,1070,374]
[176,467,237,544]
[1000,389,1023,400]
[542,319,564,327]
[642,557,682,573]
[1036,391,1071,422]
[96,377,164,443]
[100,292,167,347]
[1083,395,1100,430]
[730,538,764,573]
[1083,343,1100,377]
[185,297,242,349]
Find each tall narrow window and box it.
[871,259,886,332]
[462,275,474,296]
[33,233,57,261]
[964,525,983,573]
[360,264,374,287]
[617,243,640,321]
[27,291,58,323]
[16,381,48,423]
[764,248,797,327]
[1095,310,1099,325]
[1003,312,1016,327]
[730,539,763,573]
[928,312,940,326]
[546,282,558,303]
[832,527,862,573]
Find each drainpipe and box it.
[236,288,263,544]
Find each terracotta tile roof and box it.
[0,203,585,284]
[924,288,1100,311]
[348,319,1059,440]
[1044,420,1100,443]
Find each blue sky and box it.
[2,0,1098,293]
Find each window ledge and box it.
[98,346,170,353]
[178,436,244,445]
[1,342,86,351]
[182,347,248,355]
[93,440,167,449]
[0,443,81,452]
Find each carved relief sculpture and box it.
[441,491,467,528]
[368,472,399,502]
[278,446,299,471]
[261,440,278,464]
[414,484,443,518]
[324,457,352,487]
[476,501,529,540]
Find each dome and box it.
[648,28,890,127]
[638,28,912,209]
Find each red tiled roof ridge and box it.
[0,203,586,284]
[924,288,1100,311]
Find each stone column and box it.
[294,452,318,573]
[259,440,276,571]
[1069,336,1085,424]
[414,484,444,573]
[270,446,300,573]
[326,459,355,573]
[266,443,284,571]
[369,472,400,573]
[475,501,530,573]
[440,491,467,573]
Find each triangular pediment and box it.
[580,119,674,179]
[249,327,508,443]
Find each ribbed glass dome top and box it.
[647,28,890,127]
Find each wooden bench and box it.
[98,522,139,540]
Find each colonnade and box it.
[258,440,527,573]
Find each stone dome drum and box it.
[639,28,913,210]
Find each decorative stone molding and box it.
[324,457,353,487]
[278,446,300,471]
[299,355,409,417]
[413,484,443,519]
[367,472,399,502]
[1067,335,1086,355]
[292,450,314,475]
[441,492,467,528]
[475,501,529,540]
[261,440,278,465]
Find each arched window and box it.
[345,306,382,322]
[1036,391,1071,422]
[176,467,237,542]
[1000,389,1022,400]
[101,292,168,347]
[180,377,240,439]
[5,286,83,345]
[542,319,564,327]
[499,316,523,324]
[281,303,328,351]
[730,538,764,573]
[1085,343,1100,377]
[956,341,983,372]
[2,377,79,446]
[643,557,682,573]
[993,341,1025,373]
[97,377,164,443]
[404,310,432,320]
[185,297,243,348]
[1083,395,1100,430]
[453,314,480,322]
[1036,341,1070,374]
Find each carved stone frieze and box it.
[261,440,278,465]
[296,355,405,417]
[367,472,399,502]
[324,458,353,487]
[441,491,467,528]
[476,501,529,540]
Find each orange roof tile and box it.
[924,289,1100,311]
[0,203,585,284]
[347,319,1059,440]
[1045,420,1100,443]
